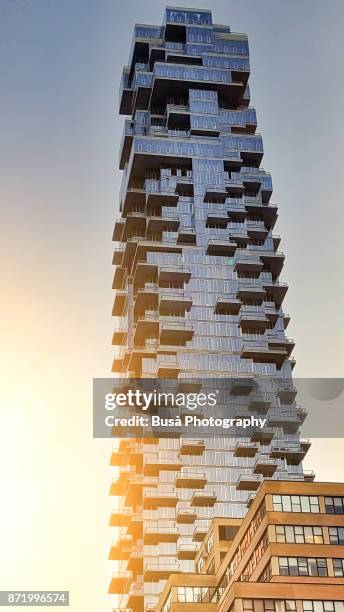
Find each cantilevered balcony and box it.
[124,477,144,506]
[304,470,316,482]
[268,337,295,357]
[109,572,132,595]
[264,302,280,325]
[159,265,191,283]
[124,577,144,608]
[119,66,134,115]
[267,409,304,434]
[121,185,146,217]
[263,279,288,307]
[119,119,135,169]
[177,227,196,245]
[145,179,179,207]
[191,490,217,506]
[112,328,127,346]
[239,308,269,331]
[134,311,159,344]
[227,201,246,220]
[134,285,159,316]
[175,175,194,196]
[127,345,158,373]
[122,212,146,238]
[260,251,285,278]
[143,489,179,509]
[231,377,255,394]
[109,535,132,561]
[143,524,178,544]
[110,479,125,496]
[215,295,241,315]
[127,510,143,535]
[113,265,127,291]
[127,547,143,573]
[249,393,271,414]
[224,178,245,196]
[270,440,311,464]
[113,245,125,266]
[277,381,297,403]
[234,441,259,457]
[176,507,197,524]
[146,214,180,232]
[193,523,210,542]
[109,508,131,527]
[143,453,182,476]
[166,104,190,129]
[246,220,268,240]
[120,236,145,269]
[176,471,207,489]
[206,238,237,256]
[234,253,263,273]
[229,232,249,249]
[177,543,198,560]
[206,211,229,227]
[180,439,205,455]
[155,354,181,378]
[253,457,277,476]
[160,320,194,343]
[144,560,180,580]
[159,293,192,313]
[236,473,262,491]
[245,202,278,229]
[110,449,125,467]
[113,219,125,241]
[250,428,274,444]
[236,282,266,303]
[204,186,228,202]
[241,339,287,369]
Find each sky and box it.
[0,0,344,610]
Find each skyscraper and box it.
[110,7,312,611]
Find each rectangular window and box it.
[278,557,328,577]
[274,525,324,544]
[325,497,344,514]
[329,527,344,545]
[333,559,344,577]
[272,495,319,513]
[304,603,344,612]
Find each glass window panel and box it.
[301,497,310,513]
[286,527,295,543]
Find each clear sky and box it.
[1,0,344,610]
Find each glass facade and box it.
[111,7,311,611]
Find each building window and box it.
[333,559,344,577]
[258,563,272,583]
[275,525,323,544]
[241,531,269,581]
[177,586,216,604]
[278,557,327,577]
[162,593,172,612]
[243,600,297,612]
[303,602,344,612]
[206,532,214,553]
[329,527,344,545]
[272,495,320,513]
[325,497,344,514]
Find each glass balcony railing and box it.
[134,24,162,40]
[154,61,233,85]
